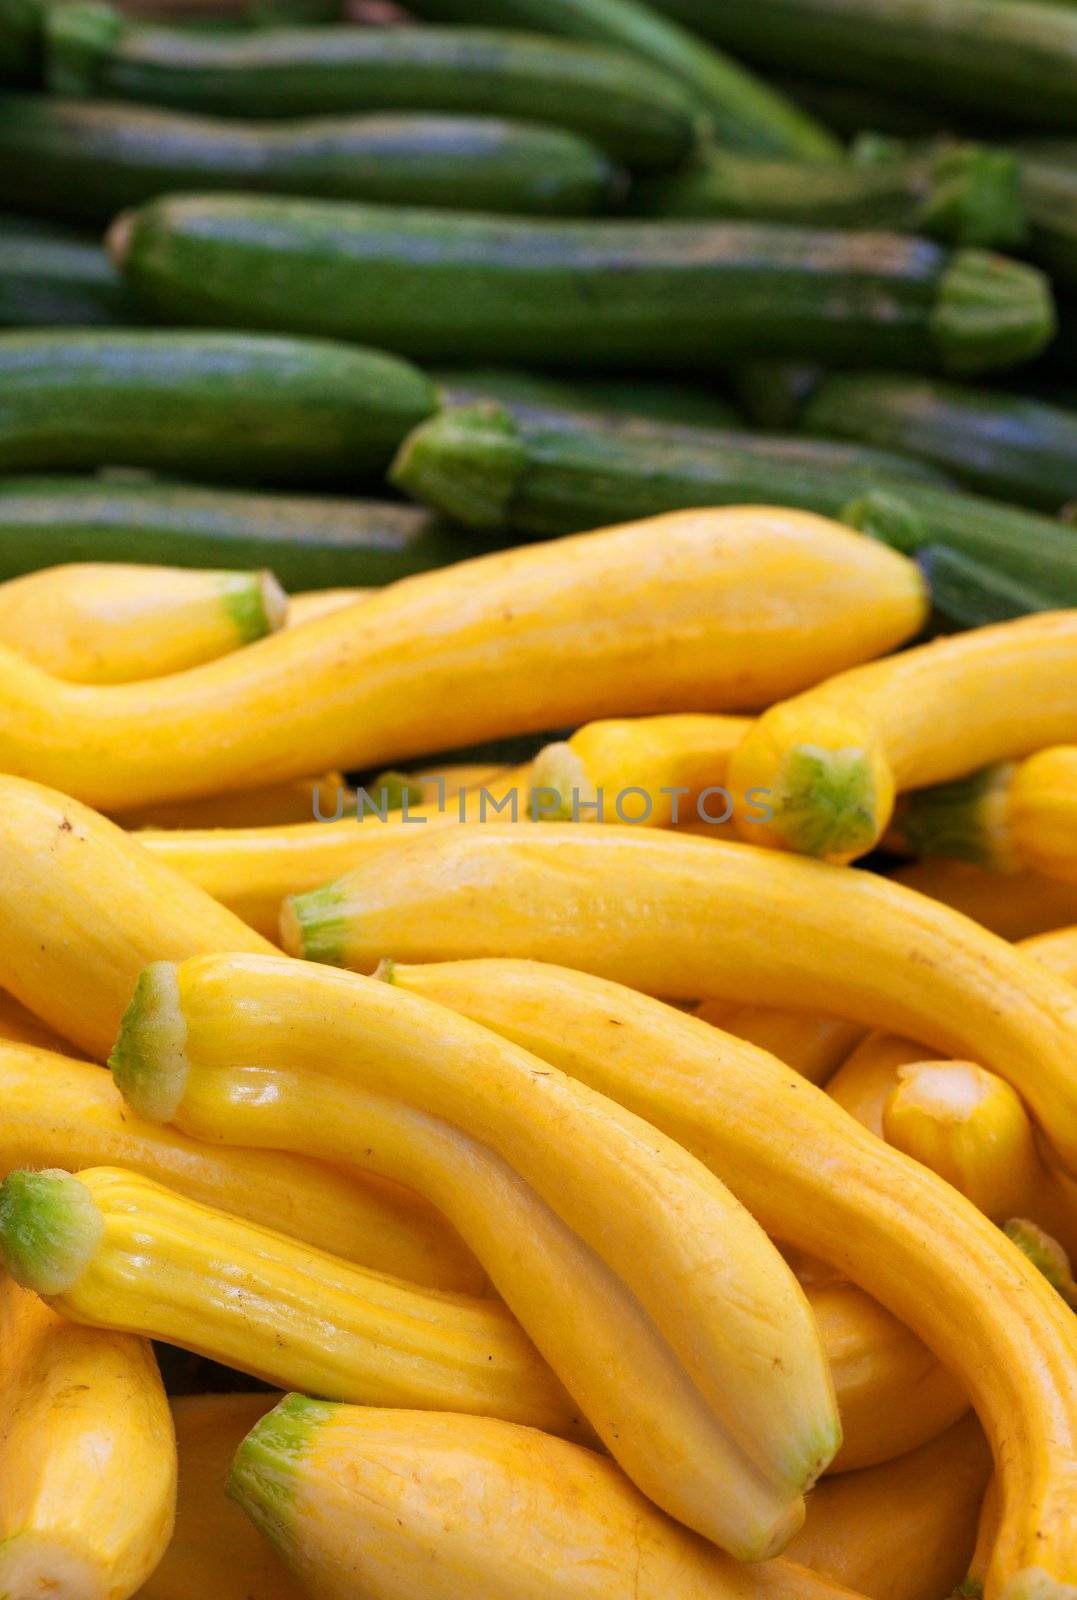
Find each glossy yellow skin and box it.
[381,957,1077,1600]
[891,858,1077,939]
[286,588,369,626]
[115,772,348,831]
[230,1402,862,1600]
[697,1001,864,1085]
[787,1415,992,1600]
[0,563,285,684]
[115,954,840,1561]
[285,825,1077,1176]
[137,1394,302,1600]
[140,769,525,939]
[530,713,752,827]
[0,775,272,1058]
[34,1167,576,1434]
[0,508,926,809]
[883,1060,1077,1257]
[728,612,1077,862]
[0,1039,479,1292]
[0,1272,175,1600]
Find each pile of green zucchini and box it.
[0,0,1075,623]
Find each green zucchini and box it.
[389,399,950,537]
[918,543,1058,629]
[46,4,698,171]
[842,484,1077,606]
[434,368,740,428]
[113,194,1057,375]
[0,95,618,226]
[646,0,1077,132]
[403,0,839,160]
[801,372,1077,512]
[635,141,1026,249]
[0,477,481,588]
[0,211,137,326]
[0,330,436,484]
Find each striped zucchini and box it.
[843,485,1077,606]
[646,0,1077,133]
[0,211,136,326]
[0,95,619,225]
[0,329,435,484]
[390,399,950,536]
[112,194,1056,374]
[434,368,741,429]
[0,478,479,588]
[636,142,1026,249]
[46,4,698,170]
[801,373,1077,511]
[404,0,840,159]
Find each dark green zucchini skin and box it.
[646,0,1077,133]
[434,368,740,429]
[403,0,839,160]
[114,194,1056,375]
[801,372,1077,512]
[843,484,1077,606]
[0,212,137,326]
[0,477,482,587]
[47,4,698,170]
[389,399,950,538]
[0,95,619,226]
[0,330,436,484]
[635,142,1026,250]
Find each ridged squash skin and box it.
[0,774,272,1058]
[376,955,1077,1600]
[0,1166,577,1436]
[137,1393,303,1600]
[229,1401,861,1600]
[0,561,285,683]
[727,612,1077,862]
[0,508,926,808]
[280,824,1077,1176]
[0,1038,481,1292]
[109,952,841,1562]
[0,1272,175,1600]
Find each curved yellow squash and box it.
[0,562,285,684]
[379,956,1077,1600]
[727,612,1077,862]
[0,1272,175,1600]
[229,1400,863,1600]
[280,824,1077,1177]
[0,508,925,809]
[110,953,841,1561]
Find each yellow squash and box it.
[280,825,1077,1177]
[902,746,1077,884]
[786,1415,992,1600]
[0,1271,175,1600]
[111,953,840,1561]
[0,1038,480,1292]
[137,1393,302,1600]
[0,774,272,1058]
[0,562,285,683]
[230,1400,862,1600]
[890,858,1077,938]
[138,767,525,939]
[0,508,925,809]
[726,612,1077,862]
[379,956,1077,1600]
[0,1167,577,1436]
[529,713,751,827]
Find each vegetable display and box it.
[1,5,1076,1598]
